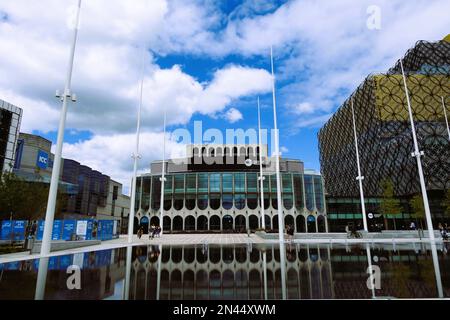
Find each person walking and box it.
[149,224,155,240]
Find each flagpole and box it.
[399,59,435,242]
[127,49,146,244]
[441,96,450,141]
[270,46,285,244]
[40,0,82,256]
[159,108,167,235]
[350,98,368,232]
[257,97,266,230]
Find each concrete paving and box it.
[0,233,446,264]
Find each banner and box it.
[52,220,62,240]
[13,220,27,241]
[0,221,12,240]
[36,220,45,240]
[76,220,88,239]
[62,220,76,240]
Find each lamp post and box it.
[350,98,368,233]
[40,0,81,256]
[127,49,146,244]
[441,96,450,141]
[270,46,287,301]
[399,59,434,242]
[159,108,167,235]
[270,46,284,244]
[257,97,266,230]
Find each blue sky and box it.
[0,0,448,190]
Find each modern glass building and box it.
[134,144,327,233]
[0,99,22,173]
[318,37,450,231]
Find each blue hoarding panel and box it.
[52,220,62,240]
[1,221,12,240]
[62,220,76,240]
[13,220,26,240]
[36,220,44,240]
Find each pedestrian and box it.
[410,221,416,231]
[345,224,351,238]
[287,224,294,241]
[150,224,155,240]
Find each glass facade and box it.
[136,172,326,232]
[137,172,325,214]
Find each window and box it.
[222,194,233,210]
[246,173,257,192]
[304,175,315,211]
[293,174,304,210]
[234,173,245,192]
[174,174,185,193]
[222,173,233,193]
[314,176,324,213]
[209,173,221,193]
[198,174,208,193]
[186,174,196,193]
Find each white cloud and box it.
[223,108,243,123]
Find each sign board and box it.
[13,220,27,240]
[36,220,45,240]
[52,220,62,240]
[76,220,88,237]
[1,221,12,240]
[62,220,76,240]
[36,150,49,170]
[368,213,374,219]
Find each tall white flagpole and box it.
[270,46,285,244]
[257,97,266,229]
[127,49,146,244]
[441,96,450,141]
[40,0,82,256]
[159,108,167,235]
[350,98,368,232]
[399,59,435,242]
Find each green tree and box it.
[379,178,402,230]
[0,171,66,221]
[410,194,425,229]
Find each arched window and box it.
[222,215,233,231]
[197,215,208,231]
[307,215,316,233]
[249,215,259,230]
[235,215,246,232]
[163,216,171,232]
[210,215,220,231]
[185,215,195,231]
[173,216,183,231]
[317,215,326,233]
[296,215,306,233]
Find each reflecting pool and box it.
[0,242,449,299]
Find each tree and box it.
[379,178,402,230]
[410,194,425,228]
[0,171,66,221]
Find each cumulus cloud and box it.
[222,108,243,123]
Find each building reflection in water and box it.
[127,243,333,300]
[0,242,447,300]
